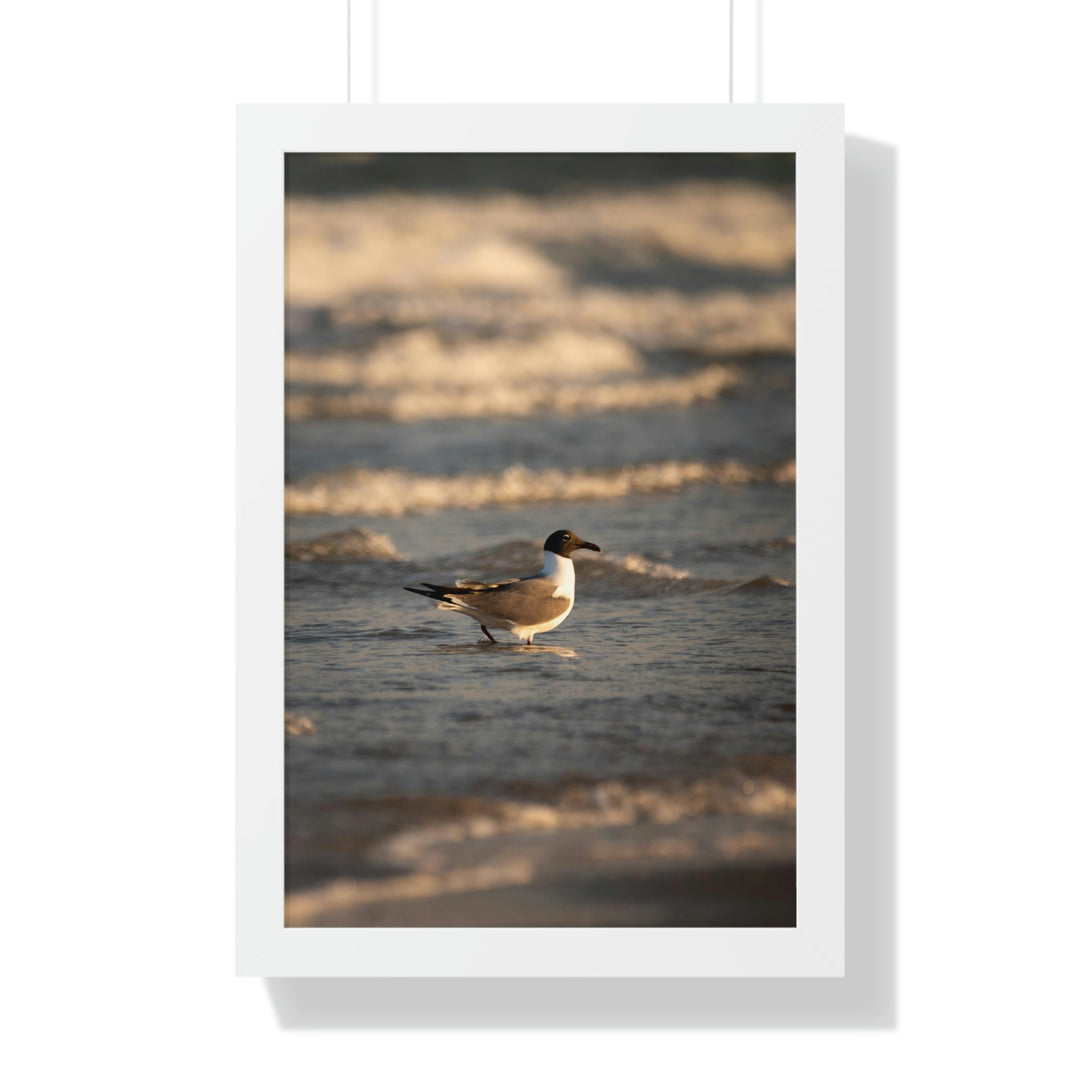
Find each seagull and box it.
[404,529,602,645]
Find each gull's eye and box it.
[561,533,570,541]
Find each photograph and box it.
[282,151,797,928]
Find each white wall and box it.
[764,3,1077,1069]
[4,1,1076,1076]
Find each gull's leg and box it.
[480,625,497,644]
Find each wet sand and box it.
[294,860,795,929]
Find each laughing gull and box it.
[404,529,602,644]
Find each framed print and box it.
[237,104,844,977]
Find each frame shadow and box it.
[264,135,897,1028]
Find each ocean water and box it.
[283,154,796,927]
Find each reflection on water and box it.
[435,642,581,659]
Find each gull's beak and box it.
[577,539,602,553]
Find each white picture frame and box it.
[237,104,844,977]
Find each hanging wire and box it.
[354,1,727,106]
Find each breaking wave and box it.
[286,182,794,306]
[286,328,642,388]
[284,459,795,516]
[322,286,795,358]
[284,711,316,736]
[284,765,795,926]
[576,552,725,598]
[285,527,401,562]
[726,574,792,593]
[285,363,740,421]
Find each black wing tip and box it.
[404,585,439,599]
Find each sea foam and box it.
[284,459,795,516]
[285,363,740,421]
[284,527,401,562]
[327,286,795,358]
[286,181,794,306]
[286,328,642,388]
[284,768,795,926]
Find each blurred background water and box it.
[284,153,796,927]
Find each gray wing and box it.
[448,576,570,624]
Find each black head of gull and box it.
[543,529,602,558]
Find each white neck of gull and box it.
[542,549,575,597]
